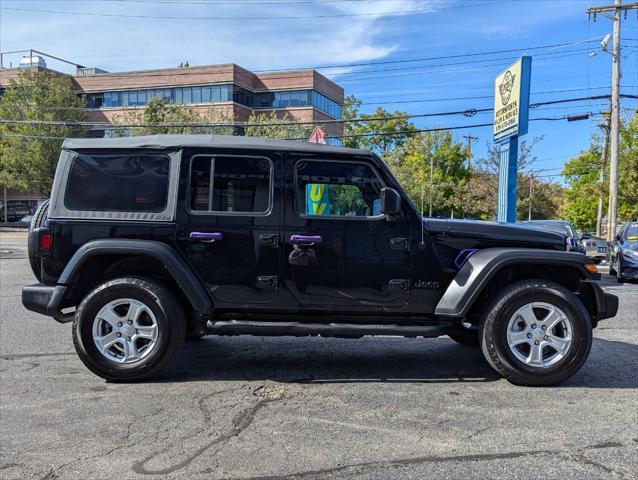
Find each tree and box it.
[0,70,87,195]
[463,136,563,221]
[112,97,234,136]
[244,111,315,140]
[561,148,602,231]
[342,95,415,157]
[618,112,638,220]
[561,111,638,229]
[391,131,470,217]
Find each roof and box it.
[62,134,369,156]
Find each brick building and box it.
[0,51,345,221]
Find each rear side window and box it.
[65,154,170,212]
[189,155,272,214]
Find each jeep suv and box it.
[22,135,618,385]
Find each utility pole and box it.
[463,134,479,169]
[528,176,533,221]
[596,119,610,237]
[428,155,434,217]
[587,1,638,241]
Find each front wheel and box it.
[479,279,592,386]
[72,277,186,381]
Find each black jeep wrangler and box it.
[22,135,618,385]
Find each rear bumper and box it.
[22,283,73,323]
[582,280,618,324]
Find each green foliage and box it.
[342,95,415,156]
[244,111,315,140]
[390,131,470,217]
[561,149,602,231]
[619,113,638,220]
[0,70,87,195]
[464,137,563,221]
[112,97,234,136]
[562,111,638,228]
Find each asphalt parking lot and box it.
[1,229,637,480]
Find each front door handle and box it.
[290,234,322,245]
[190,231,223,243]
[259,233,279,247]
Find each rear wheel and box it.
[479,279,592,386]
[593,258,602,265]
[72,277,185,381]
[27,199,49,282]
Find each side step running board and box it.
[207,320,450,338]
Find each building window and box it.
[87,84,341,118]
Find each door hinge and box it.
[389,237,410,250]
[259,233,279,248]
[388,279,409,291]
[257,275,279,290]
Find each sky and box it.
[1,0,637,182]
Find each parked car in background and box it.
[517,220,585,254]
[20,214,34,225]
[609,221,638,283]
[579,233,608,264]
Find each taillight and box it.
[33,227,51,256]
[39,232,52,251]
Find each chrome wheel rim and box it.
[506,302,573,368]
[92,298,159,364]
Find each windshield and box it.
[624,223,638,242]
[526,222,572,237]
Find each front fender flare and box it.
[58,239,212,314]
[434,248,598,318]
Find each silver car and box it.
[580,233,608,264]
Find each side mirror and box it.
[380,187,401,218]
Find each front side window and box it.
[295,160,383,218]
[190,156,272,214]
[65,154,170,212]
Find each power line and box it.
[255,38,608,72]
[4,95,631,129]
[0,3,506,21]
[0,111,608,142]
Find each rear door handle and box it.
[190,232,223,243]
[290,234,322,245]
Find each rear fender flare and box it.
[434,248,597,318]
[58,239,212,314]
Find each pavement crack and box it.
[230,439,634,480]
[131,385,293,475]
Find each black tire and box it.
[448,327,479,347]
[27,199,49,282]
[609,259,617,275]
[72,277,186,382]
[592,258,602,265]
[479,279,592,386]
[616,266,625,283]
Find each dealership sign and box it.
[493,56,532,142]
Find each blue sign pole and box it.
[494,55,531,223]
[497,136,519,223]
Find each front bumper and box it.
[582,280,618,324]
[620,255,638,279]
[22,283,73,323]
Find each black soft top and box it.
[62,134,370,156]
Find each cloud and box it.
[0,0,426,73]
